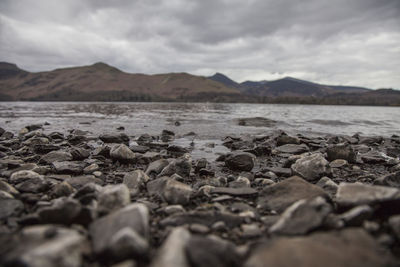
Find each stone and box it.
[316,177,338,197]
[38,197,82,224]
[150,227,191,267]
[189,223,210,234]
[361,151,387,164]
[225,151,255,172]
[89,203,149,256]
[275,144,309,154]
[161,129,175,142]
[0,191,14,199]
[2,225,84,267]
[327,144,357,163]
[210,187,258,197]
[10,170,42,183]
[109,227,149,261]
[123,170,150,196]
[229,176,251,188]
[50,181,75,198]
[147,177,192,205]
[338,205,373,226]
[83,163,99,174]
[241,223,262,238]
[13,172,48,193]
[258,176,329,213]
[99,133,129,144]
[70,147,90,160]
[40,151,73,164]
[336,182,400,207]
[129,144,150,153]
[98,184,131,214]
[329,159,348,168]
[65,175,103,189]
[0,180,19,195]
[269,197,332,235]
[163,204,185,215]
[110,144,136,162]
[276,135,300,146]
[388,215,400,240]
[265,167,292,177]
[291,153,330,181]
[0,198,24,219]
[374,171,400,188]
[145,159,169,177]
[159,154,192,178]
[185,235,241,267]
[52,161,86,174]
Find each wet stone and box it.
[99,133,129,144]
[147,177,192,205]
[110,144,136,162]
[225,151,255,172]
[327,144,357,163]
[291,153,331,181]
[275,144,309,154]
[40,151,73,164]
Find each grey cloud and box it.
[0,0,399,88]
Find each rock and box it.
[109,227,149,261]
[336,182,400,207]
[145,159,169,177]
[374,171,400,188]
[2,225,85,267]
[130,144,150,153]
[265,167,292,177]
[150,227,191,267]
[38,197,82,224]
[195,158,208,172]
[147,177,192,205]
[225,151,255,172]
[0,180,19,195]
[209,187,258,197]
[269,197,332,235]
[291,153,330,181]
[388,215,400,240]
[0,198,24,219]
[65,175,103,189]
[83,163,99,174]
[275,144,309,154]
[70,147,90,160]
[160,210,244,228]
[50,181,75,198]
[161,129,175,142]
[110,144,136,162]
[329,159,348,168]
[185,235,241,267]
[0,191,14,199]
[360,151,387,164]
[123,170,150,196]
[98,184,131,214]
[245,228,396,267]
[159,154,192,178]
[40,151,73,164]
[316,177,338,197]
[258,176,329,213]
[327,144,357,163]
[276,135,301,146]
[99,133,129,144]
[52,161,85,174]
[338,205,373,226]
[10,170,42,183]
[11,171,48,193]
[229,176,251,188]
[241,223,262,238]
[189,223,210,234]
[237,117,276,127]
[141,152,161,163]
[89,203,149,256]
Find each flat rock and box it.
[40,151,73,164]
[225,151,255,172]
[336,182,400,207]
[147,177,192,205]
[99,133,129,144]
[159,154,192,178]
[275,144,309,154]
[269,197,332,235]
[123,170,150,196]
[210,187,258,197]
[10,170,42,183]
[65,175,103,189]
[52,161,86,174]
[0,198,24,219]
[291,153,330,181]
[38,197,82,224]
[245,228,396,267]
[89,203,149,256]
[110,144,136,162]
[374,171,400,188]
[258,176,329,213]
[145,159,169,177]
[316,177,338,197]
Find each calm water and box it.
[1,102,400,139]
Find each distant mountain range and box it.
[1,62,399,105]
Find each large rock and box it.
[145,159,169,177]
[98,184,131,214]
[225,151,255,172]
[327,144,357,163]
[108,227,149,261]
[269,197,332,235]
[0,198,24,219]
[291,153,330,181]
[10,170,42,183]
[275,144,309,154]
[40,151,73,164]
[245,228,396,267]
[159,154,192,178]
[11,170,48,193]
[150,227,191,267]
[110,144,136,162]
[147,177,192,205]
[336,182,400,207]
[89,203,149,256]
[52,161,86,174]
[38,197,82,224]
[123,170,150,196]
[2,225,85,267]
[258,176,329,213]
[374,171,400,188]
[276,135,301,146]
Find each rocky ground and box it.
[0,124,400,267]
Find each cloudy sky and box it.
[1,0,399,89]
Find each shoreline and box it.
[0,124,399,266]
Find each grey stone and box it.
[210,187,258,197]
[0,198,24,219]
[0,180,19,195]
[0,190,14,199]
[258,176,329,213]
[52,161,86,174]
[225,151,255,172]
[109,227,149,260]
[374,171,400,188]
[50,181,76,198]
[145,159,169,176]
[65,175,103,189]
[329,159,348,168]
[10,170,42,183]
[316,177,338,197]
[269,197,332,235]
[40,151,73,164]
[291,153,330,181]
[38,197,82,224]
[70,147,90,160]
[110,144,136,162]
[388,215,400,240]
[14,175,48,193]
[89,203,149,256]
[99,133,129,144]
[275,144,309,154]
[123,170,150,196]
[83,163,99,174]
[338,205,373,226]
[245,228,397,267]
[98,184,131,214]
[276,135,300,146]
[147,177,192,205]
[327,144,357,163]
[150,227,191,267]
[336,182,400,207]
[159,154,192,178]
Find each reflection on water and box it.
[1,102,400,139]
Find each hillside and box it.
[0,62,241,101]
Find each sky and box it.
[0,0,399,89]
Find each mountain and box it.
[208,72,240,88]
[0,62,241,101]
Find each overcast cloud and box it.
[0,0,399,88]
